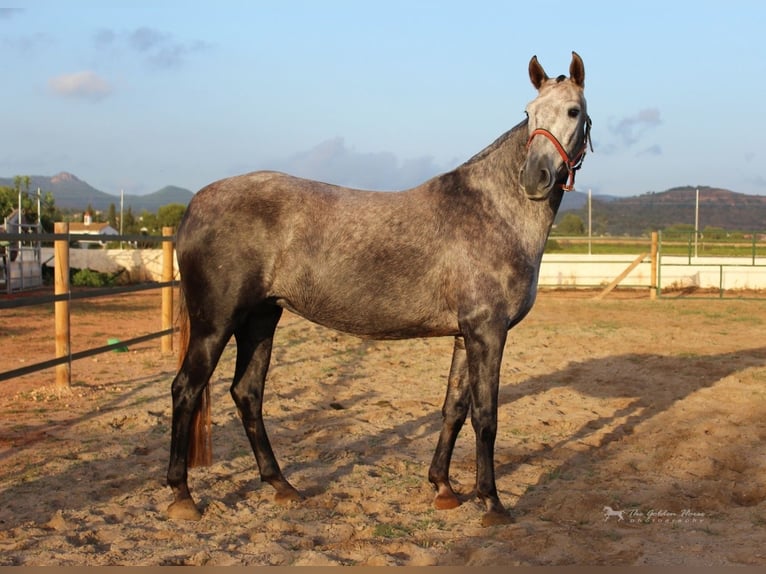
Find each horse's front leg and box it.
[464,320,513,526]
[428,336,470,510]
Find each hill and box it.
[4,173,766,234]
[124,185,195,213]
[555,186,766,235]
[558,190,619,211]
[0,173,194,213]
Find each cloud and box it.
[48,70,112,101]
[638,144,662,157]
[128,26,167,51]
[2,31,52,52]
[93,28,116,48]
[0,8,23,19]
[268,138,446,190]
[95,26,210,69]
[746,174,766,188]
[610,108,662,147]
[598,108,662,156]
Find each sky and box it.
[2,1,765,198]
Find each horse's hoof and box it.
[274,488,304,505]
[432,482,461,510]
[167,499,202,521]
[481,509,514,527]
[433,492,461,510]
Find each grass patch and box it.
[374,523,412,538]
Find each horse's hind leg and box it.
[428,336,470,510]
[167,328,230,520]
[230,305,302,504]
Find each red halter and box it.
[526,116,592,191]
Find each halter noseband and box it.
[526,115,593,191]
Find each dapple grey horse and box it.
[167,52,591,526]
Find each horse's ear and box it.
[529,55,548,90]
[569,51,585,87]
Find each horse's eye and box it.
[568,108,580,118]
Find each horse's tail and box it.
[177,288,213,468]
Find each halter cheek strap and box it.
[526,116,593,191]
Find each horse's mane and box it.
[462,118,528,166]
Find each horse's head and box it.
[520,51,591,200]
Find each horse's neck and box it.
[463,121,562,238]
[463,121,529,204]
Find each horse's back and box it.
[177,171,462,338]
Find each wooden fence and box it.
[0,225,176,386]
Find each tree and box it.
[40,192,60,232]
[107,204,118,229]
[139,210,158,234]
[123,207,137,234]
[0,187,17,220]
[0,176,60,230]
[156,203,186,231]
[13,175,30,197]
[663,223,695,239]
[702,226,727,240]
[556,213,585,235]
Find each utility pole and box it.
[588,188,593,255]
[694,187,699,259]
[120,189,124,249]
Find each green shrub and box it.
[545,238,562,252]
[71,268,115,287]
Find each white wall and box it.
[42,248,766,291]
[42,247,175,283]
[540,254,766,291]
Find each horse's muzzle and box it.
[519,154,556,200]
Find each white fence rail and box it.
[31,249,766,293]
[539,254,766,292]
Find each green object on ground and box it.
[107,338,128,352]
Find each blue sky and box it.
[2,1,765,197]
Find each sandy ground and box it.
[1,288,765,566]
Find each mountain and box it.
[5,173,766,234]
[123,186,195,213]
[555,186,766,235]
[559,190,620,211]
[0,172,194,213]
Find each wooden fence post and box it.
[650,231,658,300]
[161,226,174,353]
[593,252,648,300]
[54,222,71,388]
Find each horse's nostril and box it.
[539,168,551,188]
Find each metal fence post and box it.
[650,231,658,300]
[657,230,663,298]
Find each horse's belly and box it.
[276,294,459,340]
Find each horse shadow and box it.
[210,340,766,515]
[493,345,766,479]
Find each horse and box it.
[166,52,592,527]
[603,506,625,521]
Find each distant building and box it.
[68,212,119,247]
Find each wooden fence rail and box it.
[0,226,176,385]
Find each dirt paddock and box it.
[1,288,765,566]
